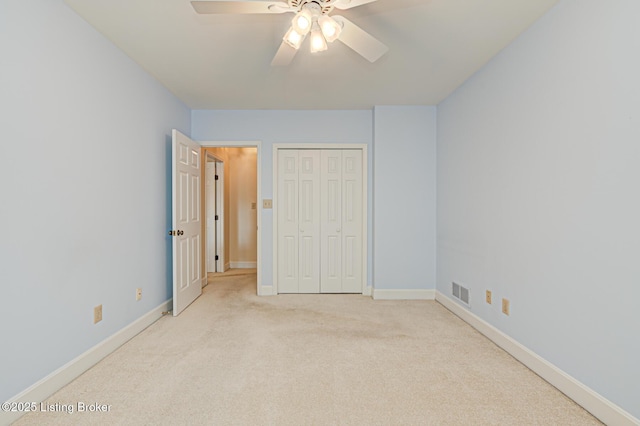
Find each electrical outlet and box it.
[94,305,103,324]
[262,199,273,209]
[502,298,510,316]
[486,290,492,304]
[136,288,142,301]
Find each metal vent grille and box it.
[452,282,470,306]
[460,286,469,305]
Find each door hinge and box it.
[215,255,219,261]
[215,215,219,220]
[215,175,219,180]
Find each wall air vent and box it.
[452,282,470,306]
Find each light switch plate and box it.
[263,199,273,209]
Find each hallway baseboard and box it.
[229,261,257,268]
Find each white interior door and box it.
[277,150,321,293]
[340,150,363,293]
[320,150,363,293]
[298,150,321,293]
[206,161,216,273]
[215,162,225,272]
[277,150,299,293]
[172,129,202,316]
[321,150,343,292]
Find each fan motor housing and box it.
[290,0,335,15]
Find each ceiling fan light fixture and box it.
[309,24,328,53]
[283,26,305,50]
[292,9,312,35]
[318,15,342,43]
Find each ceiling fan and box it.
[191,0,389,66]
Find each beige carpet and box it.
[15,272,600,425]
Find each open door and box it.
[171,129,202,316]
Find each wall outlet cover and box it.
[94,305,103,324]
[502,298,510,316]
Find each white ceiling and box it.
[64,0,559,110]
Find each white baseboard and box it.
[258,285,275,296]
[435,291,639,426]
[372,289,436,300]
[263,286,375,297]
[229,261,256,269]
[1,299,172,426]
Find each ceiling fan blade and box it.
[191,1,290,14]
[333,0,379,10]
[332,15,388,62]
[271,41,298,66]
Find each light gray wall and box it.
[373,106,437,290]
[191,110,375,288]
[437,0,640,418]
[0,0,190,403]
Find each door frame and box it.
[272,143,368,295]
[200,141,262,295]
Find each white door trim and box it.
[200,141,262,295]
[273,143,368,295]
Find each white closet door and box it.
[277,150,321,293]
[278,148,361,294]
[320,150,343,293]
[298,150,321,293]
[277,150,299,293]
[341,150,363,293]
[320,149,363,293]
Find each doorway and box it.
[200,142,262,295]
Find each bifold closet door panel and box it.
[320,149,363,293]
[340,150,363,293]
[277,150,299,293]
[298,150,321,293]
[320,150,343,293]
[277,149,321,293]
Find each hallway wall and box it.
[228,148,258,267]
